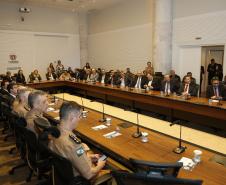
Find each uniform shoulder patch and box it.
[76,146,85,157]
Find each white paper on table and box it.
[53,109,59,113]
[54,116,60,120]
[92,125,108,131]
[178,157,195,170]
[47,107,55,112]
[103,131,122,139]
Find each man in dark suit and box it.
[215,63,223,81]
[73,68,80,80]
[223,75,226,85]
[170,70,181,83]
[104,70,114,85]
[179,75,198,97]
[207,59,217,85]
[160,74,179,94]
[206,76,225,100]
[186,72,196,85]
[132,72,148,89]
[144,73,158,90]
[4,71,13,82]
[98,69,107,84]
[0,81,10,96]
[124,68,133,87]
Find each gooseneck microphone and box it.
[170,120,186,154]
[81,97,85,111]
[90,99,106,122]
[99,102,106,122]
[132,111,142,138]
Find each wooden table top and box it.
[27,80,226,109]
[45,99,226,185]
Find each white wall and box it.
[0,30,80,80]
[88,0,153,72]
[172,10,226,81]
[0,1,80,80]
[0,1,79,34]
[173,0,226,18]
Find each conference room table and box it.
[27,80,226,134]
[44,98,226,185]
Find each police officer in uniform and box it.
[26,90,49,136]
[48,101,112,185]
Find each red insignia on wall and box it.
[10,54,17,61]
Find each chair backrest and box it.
[129,158,183,177]
[49,150,90,185]
[23,128,39,167]
[112,171,203,185]
[13,114,27,159]
[195,84,200,97]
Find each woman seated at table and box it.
[46,67,57,81]
[16,69,26,84]
[49,62,55,73]
[29,70,42,83]
[59,71,71,81]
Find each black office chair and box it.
[1,95,12,135]
[112,171,203,185]
[9,116,28,174]
[129,158,183,177]
[195,84,200,97]
[50,151,90,185]
[23,128,51,182]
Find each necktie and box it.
[184,84,188,93]
[214,87,219,97]
[165,83,168,93]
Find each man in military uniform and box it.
[26,90,49,136]
[49,101,112,185]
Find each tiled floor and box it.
[0,122,38,185]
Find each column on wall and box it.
[78,12,88,68]
[153,0,173,74]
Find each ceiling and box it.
[4,0,125,12]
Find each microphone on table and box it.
[124,108,142,138]
[81,96,85,111]
[170,120,186,154]
[132,111,142,138]
[90,99,106,123]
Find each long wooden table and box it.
[45,100,226,185]
[27,80,226,135]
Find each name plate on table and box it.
[92,125,108,131]
[103,131,122,139]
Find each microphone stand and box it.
[90,99,106,122]
[99,102,106,123]
[170,120,186,154]
[132,111,142,138]
[81,97,85,111]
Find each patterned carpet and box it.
[0,122,38,185]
